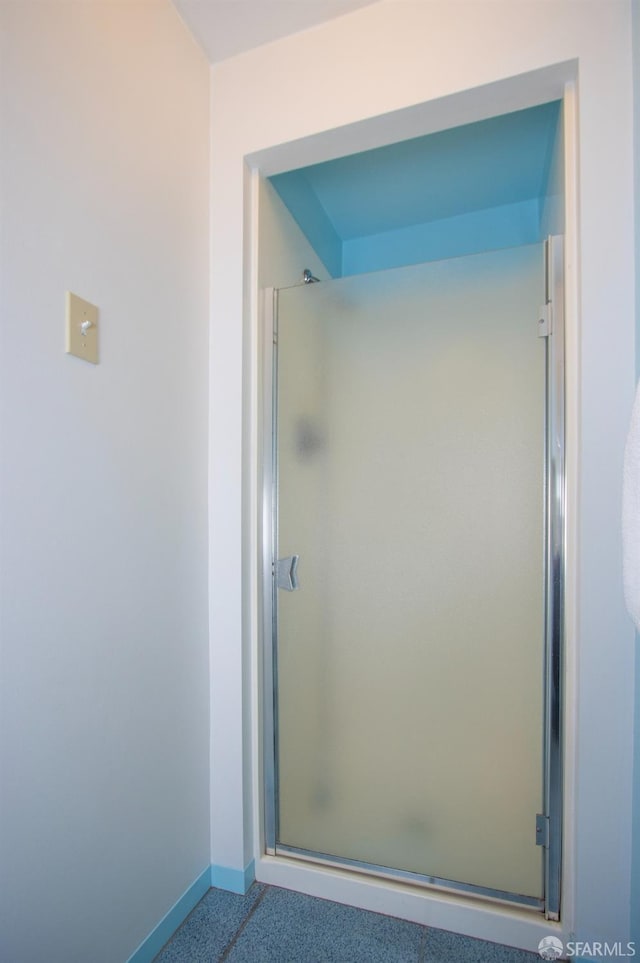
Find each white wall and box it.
[0,3,210,961]
[210,0,636,949]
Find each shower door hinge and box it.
[536,813,550,847]
[538,304,552,338]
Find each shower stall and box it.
[262,237,564,919]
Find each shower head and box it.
[303,268,320,284]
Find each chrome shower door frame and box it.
[542,234,565,921]
[260,239,565,920]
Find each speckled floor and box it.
[154,883,540,962]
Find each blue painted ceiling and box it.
[270,100,561,276]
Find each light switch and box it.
[66,291,98,364]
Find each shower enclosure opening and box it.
[260,100,565,921]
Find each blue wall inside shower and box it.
[270,101,562,278]
[340,198,540,275]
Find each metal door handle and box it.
[275,555,300,591]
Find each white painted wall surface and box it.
[0,3,210,961]
[209,0,636,948]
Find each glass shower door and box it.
[272,244,547,902]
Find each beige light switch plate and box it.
[66,291,99,364]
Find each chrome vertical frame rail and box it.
[543,236,565,920]
[262,287,278,854]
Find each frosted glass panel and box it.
[275,245,545,899]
